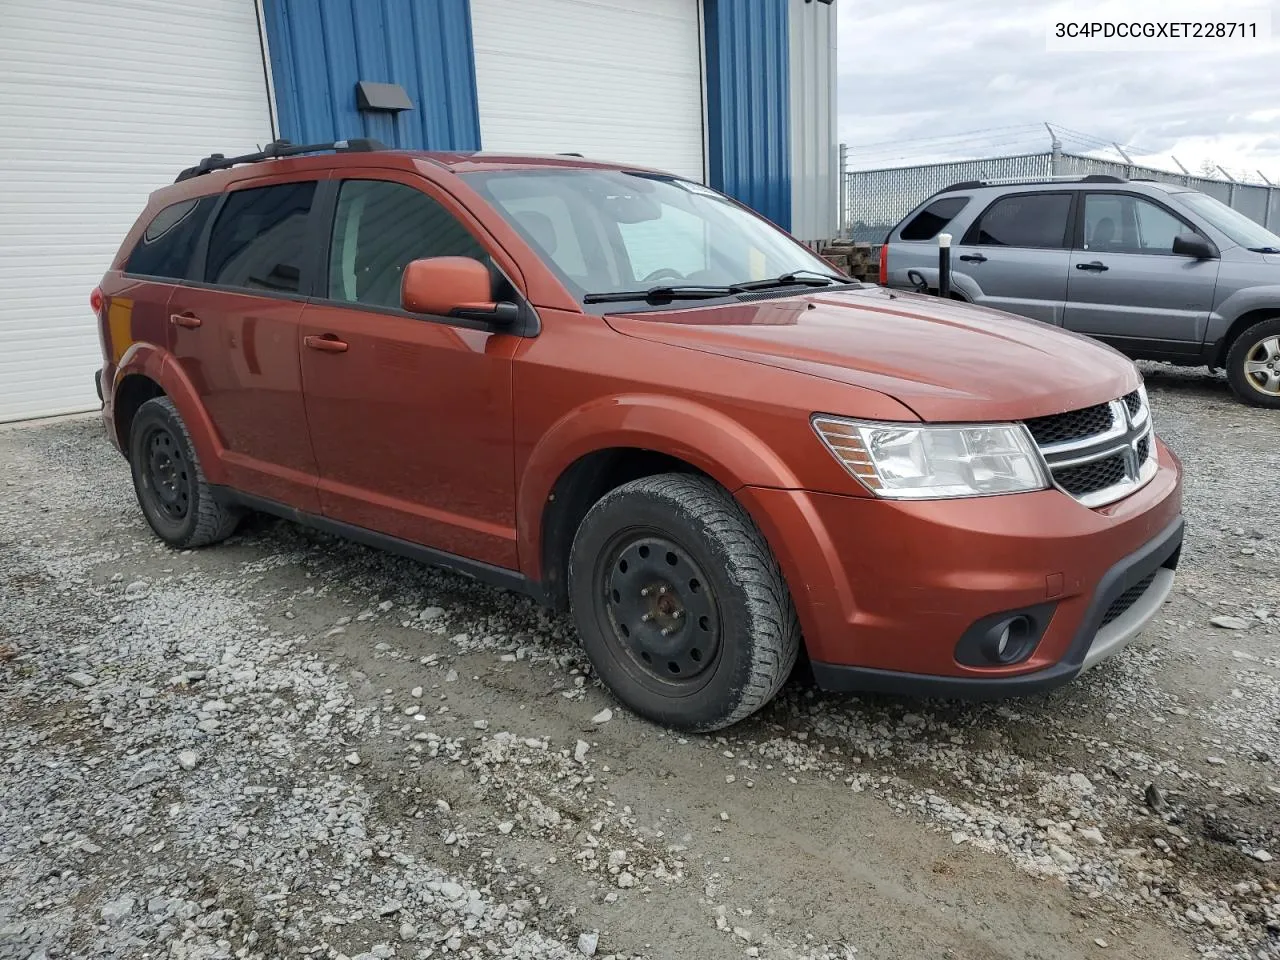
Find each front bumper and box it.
[809,515,1182,698]
[737,439,1184,698]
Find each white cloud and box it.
[836,0,1280,180]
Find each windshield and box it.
[1174,191,1280,250]
[461,168,841,305]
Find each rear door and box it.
[298,172,521,568]
[168,177,323,511]
[1064,191,1218,357]
[106,195,219,382]
[952,191,1073,325]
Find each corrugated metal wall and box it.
[261,0,480,151]
[703,0,792,231]
[788,0,837,242]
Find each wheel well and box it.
[1215,308,1280,367]
[113,375,165,456]
[539,448,707,612]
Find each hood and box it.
[605,286,1141,422]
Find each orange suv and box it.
[95,140,1185,731]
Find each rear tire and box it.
[128,396,240,548]
[568,473,801,732]
[1225,317,1280,408]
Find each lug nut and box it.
[660,628,671,637]
[658,585,669,595]
[641,613,653,622]
[672,610,683,620]
[640,587,651,597]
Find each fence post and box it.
[838,142,848,239]
[938,233,952,299]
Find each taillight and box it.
[877,245,888,286]
[90,286,105,318]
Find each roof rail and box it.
[939,173,1127,192]
[175,138,387,183]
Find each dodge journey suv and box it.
[95,140,1185,731]
[883,175,1280,408]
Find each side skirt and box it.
[211,486,546,604]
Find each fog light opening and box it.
[984,615,1033,664]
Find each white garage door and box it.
[471,0,705,182]
[0,0,274,423]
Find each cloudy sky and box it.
[837,0,1280,181]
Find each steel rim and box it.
[142,425,191,522]
[597,531,721,688]
[1242,335,1280,396]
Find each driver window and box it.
[328,180,486,308]
[617,203,708,282]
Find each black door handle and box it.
[1076,261,1109,272]
[958,253,987,263]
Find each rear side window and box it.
[327,179,487,308]
[966,193,1071,249]
[125,197,215,279]
[899,196,969,241]
[204,182,316,293]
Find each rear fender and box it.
[113,343,228,486]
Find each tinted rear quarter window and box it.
[125,197,216,279]
[967,193,1071,248]
[899,196,970,241]
[205,182,316,293]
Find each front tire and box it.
[1226,318,1280,408]
[128,396,240,548]
[568,473,801,732]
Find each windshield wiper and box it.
[729,270,848,292]
[583,285,734,304]
[1248,246,1280,254]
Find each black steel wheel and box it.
[128,396,241,548]
[140,422,192,524]
[598,531,722,693]
[569,473,802,732]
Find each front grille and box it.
[1101,571,1158,627]
[1025,402,1114,446]
[1024,391,1155,508]
[1054,453,1127,497]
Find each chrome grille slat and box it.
[1025,389,1156,508]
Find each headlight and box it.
[812,416,1049,500]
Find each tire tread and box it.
[135,397,240,548]
[572,473,802,731]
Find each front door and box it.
[168,178,322,511]
[953,191,1073,325]
[299,175,521,569]
[1064,192,1219,357]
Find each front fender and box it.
[113,343,228,486]
[516,394,805,578]
[1213,284,1280,328]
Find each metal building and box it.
[1,0,837,423]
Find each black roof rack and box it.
[175,138,386,183]
[938,172,1127,193]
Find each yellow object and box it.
[108,298,134,363]
[748,247,766,280]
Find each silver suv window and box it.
[1082,193,1193,255]
[1174,191,1280,251]
[965,193,1071,249]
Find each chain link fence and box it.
[844,151,1280,241]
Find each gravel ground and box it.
[1,365,1277,960]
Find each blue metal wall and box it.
[261,0,480,151]
[703,0,793,231]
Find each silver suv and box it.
[883,175,1280,407]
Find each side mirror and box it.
[401,256,518,323]
[1172,233,1215,260]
